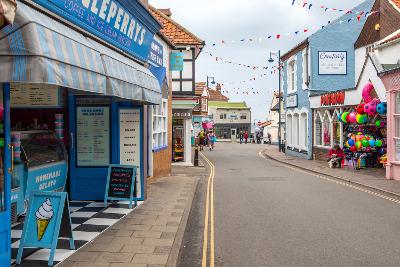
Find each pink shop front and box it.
[381,69,400,180]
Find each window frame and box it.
[152,99,168,151]
[287,56,297,94]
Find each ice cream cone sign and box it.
[35,198,54,241]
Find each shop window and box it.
[314,114,322,146]
[300,113,308,150]
[293,114,299,148]
[152,99,168,150]
[332,114,341,147]
[323,119,331,147]
[287,115,292,147]
[220,113,226,120]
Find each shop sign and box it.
[16,191,74,266]
[10,84,61,108]
[170,52,184,71]
[173,109,192,119]
[320,91,346,106]
[76,106,110,166]
[119,108,142,199]
[41,0,154,61]
[26,162,67,192]
[148,39,163,67]
[286,94,298,108]
[318,51,347,75]
[104,164,137,208]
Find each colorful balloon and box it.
[376,102,387,115]
[341,112,350,123]
[356,141,362,149]
[362,139,369,147]
[350,146,357,152]
[375,120,381,127]
[348,139,355,146]
[362,82,374,103]
[348,112,357,123]
[364,102,377,115]
[356,103,366,115]
[337,113,342,123]
[369,139,376,147]
[376,140,383,147]
[356,113,368,124]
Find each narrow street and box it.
[179,143,400,266]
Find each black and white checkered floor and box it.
[11,200,142,267]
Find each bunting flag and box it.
[208,10,378,47]
[291,0,369,14]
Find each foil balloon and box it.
[362,82,374,104]
[369,139,376,147]
[348,112,357,123]
[376,102,387,115]
[348,139,355,147]
[362,139,369,147]
[356,113,368,124]
[356,141,362,149]
[356,103,365,115]
[376,140,383,147]
[341,112,350,123]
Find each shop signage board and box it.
[10,84,61,108]
[119,108,142,199]
[173,109,192,119]
[26,161,68,192]
[104,164,137,208]
[16,191,74,266]
[170,52,184,71]
[76,106,110,166]
[38,0,155,62]
[148,39,163,67]
[286,94,298,108]
[320,91,346,106]
[318,51,347,75]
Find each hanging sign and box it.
[170,52,184,71]
[16,191,74,266]
[318,51,347,75]
[320,91,346,106]
[173,109,192,119]
[148,39,163,67]
[286,94,298,108]
[40,0,155,62]
[104,165,137,208]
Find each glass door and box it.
[0,84,11,266]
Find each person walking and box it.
[239,131,244,144]
[244,131,249,144]
[267,132,272,144]
[198,130,205,151]
[208,131,216,151]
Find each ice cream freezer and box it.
[10,130,67,222]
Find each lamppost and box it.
[207,76,215,88]
[268,50,282,152]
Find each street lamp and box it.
[207,76,216,88]
[268,50,283,152]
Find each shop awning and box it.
[0,0,16,29]
[0,1,161,104]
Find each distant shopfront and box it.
[0,0,162,265]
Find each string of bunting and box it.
[203,50,272,71]
[291,0,369,14]
[208,10,378,47]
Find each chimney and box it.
[139,0,149,8]
[159,8,172,17]
[216,83,221,92]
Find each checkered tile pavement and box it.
[11,200,142,267]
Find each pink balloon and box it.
[348,112,357,123]
[364,102,377,115]
[362,82,374,104]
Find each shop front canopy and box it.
[0,1,161,104]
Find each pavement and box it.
[262,145,400,197]
[59,165,206,267]
[185,142,400,266]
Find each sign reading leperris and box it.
[47,0,154,61]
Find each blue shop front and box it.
[0,0,162,265]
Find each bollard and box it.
[194,146,199,166]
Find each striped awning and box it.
[0,1,161,104]
[0,0,16,29]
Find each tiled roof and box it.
[149,6,204,46]
[391,0,400,9]
[195,82,229,101]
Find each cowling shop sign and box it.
[320,91,345,106]
[41,0,155,61]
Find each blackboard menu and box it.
[107,166,136,199]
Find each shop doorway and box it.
[0,85,11,266]
[173,119,184,162]
[231,128,237,142]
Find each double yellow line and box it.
[200,152,215,267]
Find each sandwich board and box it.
[104,164,137,208]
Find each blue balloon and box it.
[348,139,355,146]
[369,139,376,147]
[337,113,342,123]
[376,102,387,115]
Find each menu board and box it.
[119,109,141,198]
[107,166,136,199]
[77,107,110,166]
[10,83,61,107]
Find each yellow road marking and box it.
[200,152,215,267]
[258,150,400,205]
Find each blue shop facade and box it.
[0,0,163,265]
[281,0,374,160]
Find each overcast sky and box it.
[150,0,365,122]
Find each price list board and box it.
[119,109,142,198]
[76,107,110,166]
[107,166,135,199]
[10,83,61,107]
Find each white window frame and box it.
[300,111,308,151]
[293,113,300,149]
[302,48,309,90]
[287,56,297,94]
[152,99,168,150]
[314,111,323,147]
[286,114,293,147]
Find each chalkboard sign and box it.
[104,165,137,208]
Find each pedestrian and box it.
[208,131,216,150]
[244,131,249,144]
[239,131,244,144]
[267,132,271,144]
[198,130,205,151]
